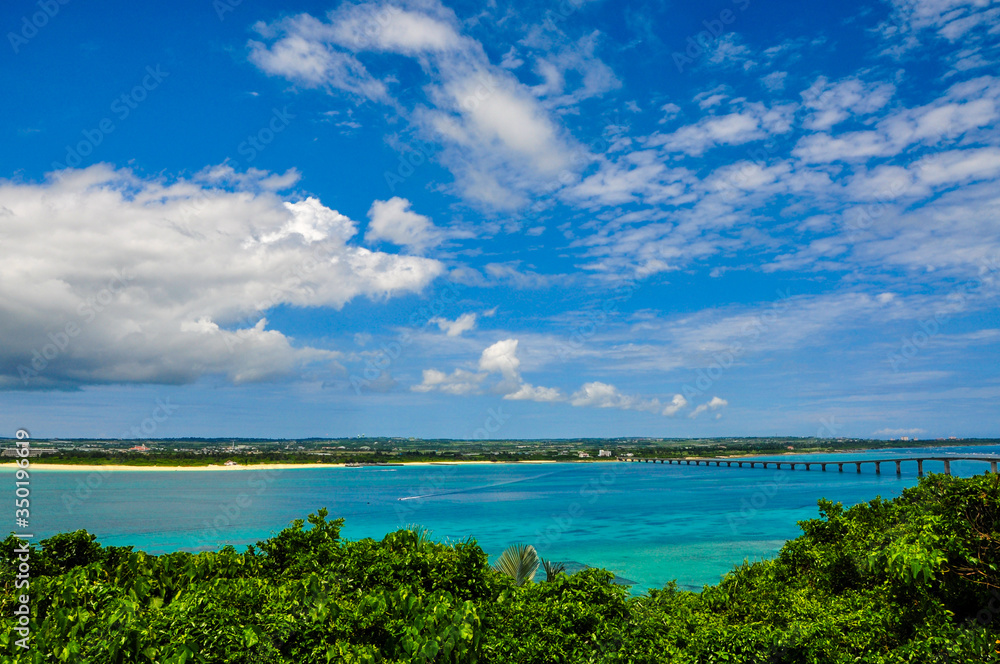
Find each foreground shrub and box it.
[2,474,999,662]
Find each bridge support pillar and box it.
[943,459,951,476]
[875,461,881,475]
[856,462,862,474]
[993,461,998,474]
[895,460,901,475]
[821,464,826,471]
[917,459,923,476]
[838,464,843,472]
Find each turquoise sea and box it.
[7,444,999,594]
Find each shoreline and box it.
[2,442,997,472]
[0,459,563,472]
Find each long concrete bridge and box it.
[618,455,1000,476]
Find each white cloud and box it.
[915,146,1000,186]
[524,31,621,107]
[413,337,561,402]
[794,76,999,163]
[689,396,728,418]
[430,312,478,337]
[504,383,563,402]
[651,102,795,155]
[801,76,895,131]
[792,130,892,162]
[411,368,485,395]
[0,165,443,389]
[707,34,756,70]
[760,71,788,92]
[659,102,681,123]
[568,381,662,413]
[366,197,442,251]
[661,393,688,416]
[478,338,521,390]
[330,5,463,54]
[880,0,1000,43]
[248,15,389,101]
[248,0,585,209]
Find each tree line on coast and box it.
[2,473,999,662]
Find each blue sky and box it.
[1,0,999,440]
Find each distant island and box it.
[2,436,998,469]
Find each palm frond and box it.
[541,558,566,582]
[492,543,540,586]
[403,524,433,545]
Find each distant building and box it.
[1,448,57,457]
[598,449,612,457]
[129,444,150,452]
[223,460,238,466]
[578,452,590,458]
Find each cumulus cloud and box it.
[661,393,688,416]
[413,337,562,402]
[569,381,664,414]
[478,338,523,392]
[0,165,442,389]
[504,383,563,402]
[689,396,728,418]
[410,368,484,395]
[365,197,442,251]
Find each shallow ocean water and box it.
[8,444,998,594]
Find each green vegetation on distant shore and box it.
[3,473,1000,662]
[5,436,998,467]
